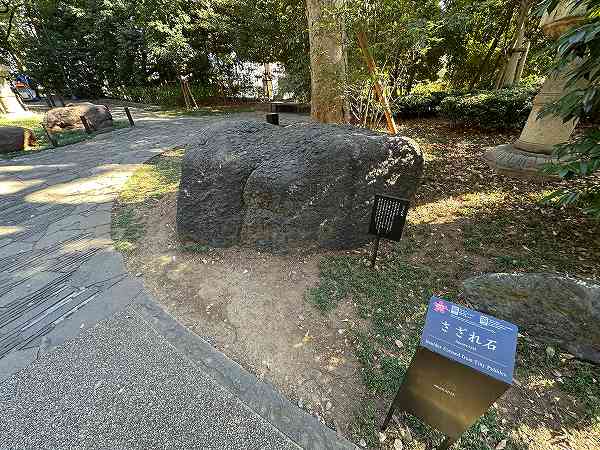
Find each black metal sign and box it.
[382,297,518,449]
[368,194,409,268]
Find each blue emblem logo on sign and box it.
[421,296,518,385]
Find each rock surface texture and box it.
[0,126,36,153]
[463,272,600,364]
[177,121,423,252]
[44,102,113,132]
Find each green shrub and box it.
[110,83,218,107]
[393,91,450,118]
[411,81,449,96]
[438,88,535,130]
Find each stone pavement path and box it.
[0,109,355,449]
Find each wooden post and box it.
[186,80,198,109]
[357,30,397,135]
[80,116,93,134]
[124,107,135,127]
[370,235,380,269]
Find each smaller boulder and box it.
[0,126,37,153]
[463,272,600,364]
[44,102,112,132]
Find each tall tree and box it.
[306,0,347,123]
[499,0,534,87]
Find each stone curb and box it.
[132,296,358,450]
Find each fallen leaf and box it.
[394,438,403,450]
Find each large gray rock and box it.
[0,126,36,153]
[44,102,112,132]
[463,273,600,364]
[177,120,423,252]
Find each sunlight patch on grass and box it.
[119,148,183,205]
[112,148,184,253]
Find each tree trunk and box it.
[515,40,530,84]
[263,63,273,100]
[501,0,532,87]
[469,7,515,90]
[306,0,347,123]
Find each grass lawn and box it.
[112,118,599,450]
[112,148,184,253]
[0,112,130,158]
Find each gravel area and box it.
[0,306,299,450]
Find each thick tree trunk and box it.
[306,0,347,123]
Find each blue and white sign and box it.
[420,296,518,385]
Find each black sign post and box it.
[124,107,135,127]
[382,297,518,449]
[368,194,409,268]
[266,113,279,125]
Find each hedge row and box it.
[394,88,536,130]
[393,91,451,118]
[110,83,218,107]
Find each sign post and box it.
[368,194,409,268]
[382,296,518,449]
[124,107,135,127]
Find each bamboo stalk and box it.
[357,30,397,135]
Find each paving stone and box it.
[0,241,33,258]
[0,271,64,307]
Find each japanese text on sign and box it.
[421,297,518,384]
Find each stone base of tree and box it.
[0,127,37,153]
[484,143,559,180]
[176,120,423,253]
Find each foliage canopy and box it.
[0,0,554,100]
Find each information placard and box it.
[381,296,519,448]
[420,297,518,385]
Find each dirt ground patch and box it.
[117,187,366,435]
